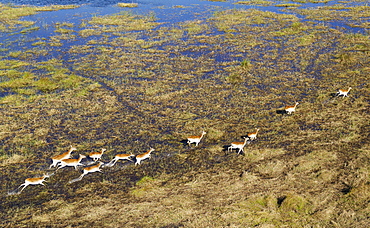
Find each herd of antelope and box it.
[12,146,155,194]
[12,87,352,194]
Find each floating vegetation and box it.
[172,5,187,9]
[117,3,138,8]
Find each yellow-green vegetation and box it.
[117,2,138,8]
[88,11,161,31]
[78,28,102,37]
[1,2,369,228]
[0,154,27,166]
[290,0,331,3]
[211,8,299,32]
[31,41,47,46]
[0,4,79,32]
[293,5,370,28]
[0,57,90,96]
[172,5,187,9]
[235,0,274,6]
[180,20,209,35]
[54,22,75,34]
[130,176,163,197]
[272,21,309,36]
[275,3,302,7]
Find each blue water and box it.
[1,0,366,38]
[0,0,367,65]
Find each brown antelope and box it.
[228,137,249,154]
[57,154,86,171]
[49,146,77,169]
[80,162,103,178]
[89,148,106,162]
[17,174,50,193]
[187,131,206,147]
[107,153,135,167]
[69,162,104,183]
[285,102,299,115]
[135,148,155,165]
[247,128,260,140]
[336,87,352,98]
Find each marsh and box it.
[0,0,369,227]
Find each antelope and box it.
[107,153,135,167]
[247,128,260,140]
[17,174,50,193]
[69,162,104,183]
[228,137,249,154]
[336,87,352,98]
[49,146,77,169]
[285,102,299,115]
[80,162,104,178]
[135,148,155,165]
[57,154,86,171]
[89,148,106,162]
[187,131,206,147]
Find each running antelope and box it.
[336,87,352,98]
[135,148,155,165]
[69,162,104,183]
[107,153,135,167]
[49,146,77,169]
[80,162,104,178]
[89,148,106,162]
[57,154,86,171]
[285,102,299,115]
[228,137,249,154]
[247,128,260,140]
[187,131,206,147]
[17,174,50,193]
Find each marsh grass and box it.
[275,3,301,8]
[294,5,370,28]
[88,11,161,31]
[0,154,28,166]
[0,4,79,33]
[0,2,369,228]
[0,63,88,95]
[235,0,274,6]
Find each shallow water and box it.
[0,0,368,98]
[1,0,366,50]
[1,1,366,42]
